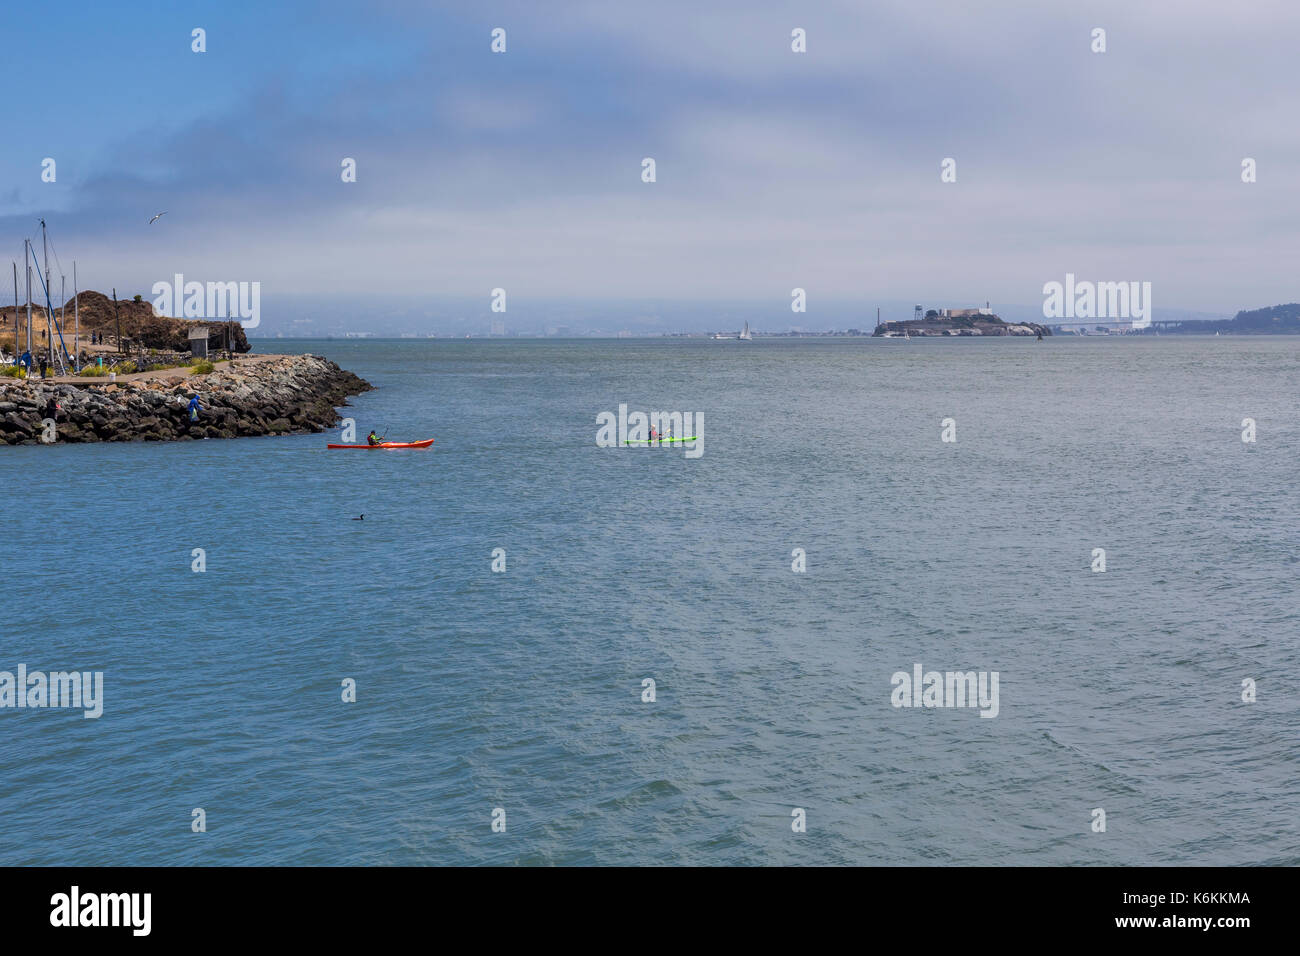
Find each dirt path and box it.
[39,353,282,387]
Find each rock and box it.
[3,412,34,433]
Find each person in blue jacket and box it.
[188,394,202,422]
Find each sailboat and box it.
[738,321,752,341]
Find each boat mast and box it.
[39,219,68,375]
[24,241,32,356]
[73,262,79,372]
[42,220,53,361]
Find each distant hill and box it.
[0,291,249,352]
[1156,303,1300,334]
[1226,303,1300,332]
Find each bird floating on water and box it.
[351,515,364,521]
[148,212,167,225]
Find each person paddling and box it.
[367,430,382,446]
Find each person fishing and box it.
[188,394,202,422]
[367,430,382,446]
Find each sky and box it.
[3,0,1299,331]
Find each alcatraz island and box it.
[873,306,1050,337]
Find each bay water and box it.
[2,336,1296,865]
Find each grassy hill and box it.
[1,291,250,353]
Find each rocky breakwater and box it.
[0,355,372,445]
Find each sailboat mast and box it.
[42,221,52,353]
[39,219,61,373]
[73,262,79,372]
[41,220,49,316]
[24,241,32,355]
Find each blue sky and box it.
[4,0,1299,325]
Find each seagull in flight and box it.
[148,212,167,225]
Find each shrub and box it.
[2,365,26,379]
[76,365,109,377]
[190,359,215,374]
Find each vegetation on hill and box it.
[0,291,250,352]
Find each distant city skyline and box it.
[4,1,1298,323]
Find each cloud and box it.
[3,0,1299,315]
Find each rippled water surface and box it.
[2,336,1296,865]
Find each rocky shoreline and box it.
[0,354,372,445]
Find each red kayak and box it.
[327,438,434,449]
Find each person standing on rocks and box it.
[188,394,202,423]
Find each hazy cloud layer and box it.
[3,0,1298,317]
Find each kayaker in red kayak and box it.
[367,430,381,446]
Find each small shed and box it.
[188,326,210,358]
